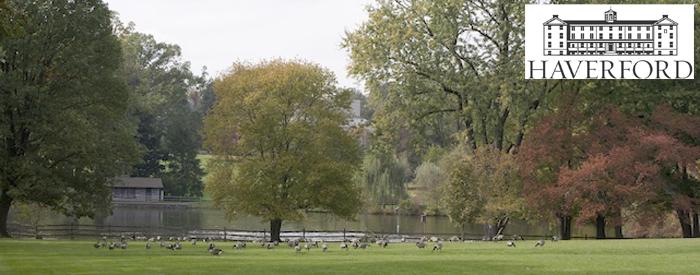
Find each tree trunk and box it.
[595,214,606,239]
[614,211,623,239]
[559,215,572,240]
[269,218,282,242]
[0,189,12,238]
[614,225,623,239]
[692,211,699,238]
[495,216,509,236]
[676,209,693,238]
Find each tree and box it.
[647,105,700,237]
[344,0,560,154]
[12,202,49,239]
[411,161,446,214]
[518,93,592,240]
[204,60,363,242]
[566,106,700,239]
[444,146,522,239]
[356,152,411,207]
[117,24,205,197]
[344,0,562,233]
[0,0,139,237]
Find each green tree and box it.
[12,202,49,239]
[0,0,139,237]
[411,161,446,214]
[204,60,363,242]
[344,0,559,154]
[444,146,523,239]
[357,152,411,207]
[117,23,205,197]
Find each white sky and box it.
[105,0,372,89]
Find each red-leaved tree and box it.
[519,96,591,240]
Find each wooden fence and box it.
[6,222,588,241]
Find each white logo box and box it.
[525,4,694,79]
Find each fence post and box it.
[224,227,227,241]
[69,223,74,240]
[343,228,346,242]
[302,228,306,240]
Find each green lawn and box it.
[0,238,699,274]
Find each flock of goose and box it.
[92,234,559,256]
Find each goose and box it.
[93,243,101,249]
[432,241,443,251]
[295,245,302,253]
[535,239,545,247]
[416,241,426,249]
[340,243,348,250]
[210,248,223,256]
[506,241,516,247]
[146,242,152,249]
[304,243,311,251]
[322,243,328,252]
[552,235,560,242]
[359,243,368,249]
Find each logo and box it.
[525,5,694,79]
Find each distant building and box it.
[347,99,368,127]
[543,9,678,56]
[112,177,164,202]
[345,99,372,147]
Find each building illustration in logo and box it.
[543,9,678,56]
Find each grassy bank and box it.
[1,238,699,274]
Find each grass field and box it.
[1,238,699,274]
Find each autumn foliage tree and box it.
[519,95,591,240]
[444,146,522,239]
[204,60,363,242]
[522,103,700,239]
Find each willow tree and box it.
[343,0,561,234]
[204,60,363,242]
[356,153,411,207]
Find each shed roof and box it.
[113,177,163,189]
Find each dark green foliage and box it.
[117,24,206,197]
[0,0,139,236]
